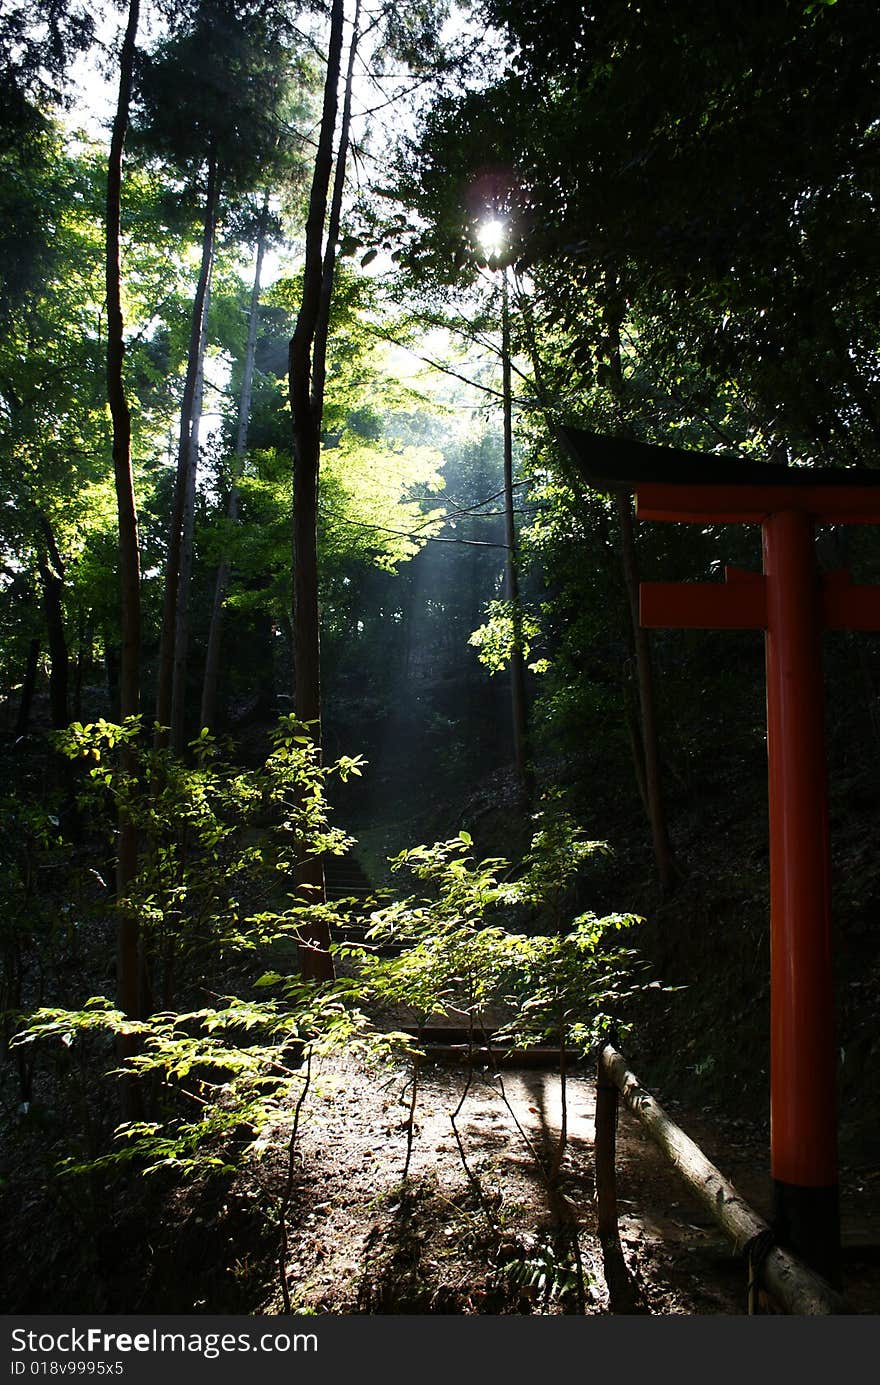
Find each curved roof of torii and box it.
[558,426,880,493]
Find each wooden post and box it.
[594,1048,645,1313]
[598,1044,844,1314]
[594,1051,620,1245]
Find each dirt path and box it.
[264,1055,880,1316]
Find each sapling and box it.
[10,718,393,1307]
[347,814,647,1269]
[278,1044,312,1313]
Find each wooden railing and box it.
[595,1042,845,1315]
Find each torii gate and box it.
[562,427,880,1286]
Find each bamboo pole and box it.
[598,1043,844,1314]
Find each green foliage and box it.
[13,988,399,1178]
[501,1230,582,1309]
[10,718,388,1180]
[345,817,644,1052]
[0,133,108,533]
[9,718,646,1201]
[0,125,213,699]
[197,266,449,672]
[52,715,364,969]
[511,805,611,913]
[321,435,446,573]
[133,0,309,198]
[469,598,546,675]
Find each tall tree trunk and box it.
[105,638,121,718]
[36,515,69,731]
[73,609,93,721]
[170,280,210,754]
[200,190,270,731]
[14,637,40,738]
[310,0,361,416]
[501,267,531,797]
[105,0,143,1125]
[526,269,677,890]
[497,290,680,888]
[614,492,677,893]
[288,0,348,982]
[603,275,678,893]
[155,152,219,748]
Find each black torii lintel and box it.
[558,426,880,494]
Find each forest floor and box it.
[4,1035,880,1316]
[252,1051,880,1317]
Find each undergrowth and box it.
[3,717,649,1312]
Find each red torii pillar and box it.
[560,428,880,1287]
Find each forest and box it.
[1,0,880,1318]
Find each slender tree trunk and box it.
[105,639,120,718]
[290,0,352,739]
[169,378,201,754]
[105,0,142,1126]
[155,152,219,748]
[170,280,210,754]
[36,516,69,731]
[288,0,348,982]
[523,280,671,870]
[615,492,677,893]
[622,675,650,819]
[200,191,270,731]
[604,275,678,893]
[14,638,40,738]
[501,268,531,797]
[310,0,361,415]
[73,610,91,721]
